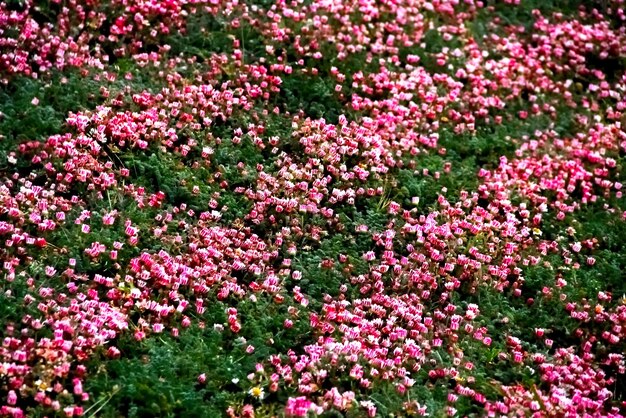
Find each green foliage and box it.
[0,71,100,165]
[86,328,239,418]
[85,290,314,417]
[168,13,235,59]
[475,0,585,34]
[276,72,346,124]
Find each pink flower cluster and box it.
[0,0,245,81]
[2,0,626,416]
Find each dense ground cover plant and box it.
[2,0,626,416]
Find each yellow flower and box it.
[35,380,49,391]
[249,386,265,399]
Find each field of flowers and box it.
[1,0,626,416]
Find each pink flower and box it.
[7,390,17,406]
[285,397,321,417]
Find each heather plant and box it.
[2,0,626,417]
